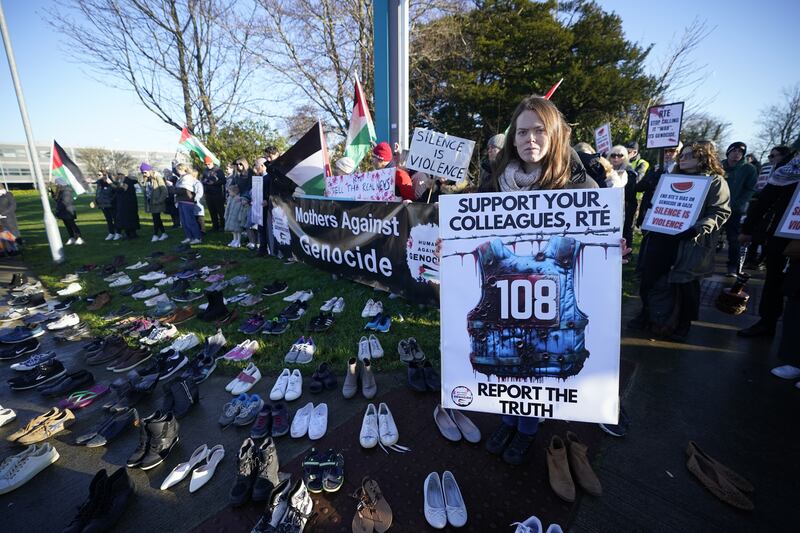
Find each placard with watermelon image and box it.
[641,174,712,235]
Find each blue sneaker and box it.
[364,313,382,331]
[0,325,44,343]
[374,315,391,333]
[10,350,57,371]
[219,393,249,426]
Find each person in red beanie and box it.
[372,141,414,201]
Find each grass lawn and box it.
[12,189,641,376]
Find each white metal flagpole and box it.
[0,1,64,262]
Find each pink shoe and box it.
[223,341,247,360]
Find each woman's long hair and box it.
[683,141,725,176]
[484,96,573,191]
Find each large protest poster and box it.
[325,168,396,201]
[439,188,624,424]
[594,123,612,155]
[269,192,440,305]
[646,102,684,149]
[640,174,712,235]
[405,128,475,181]
[251,175,264,225]
[775,185,800,239]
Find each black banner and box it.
[268,192,440,306]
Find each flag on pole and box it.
[270,120,331,196]
[50,139,86,196]
[343,76,377,168]
[544,78,564,100]
[177,127,220,166]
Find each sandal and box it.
[352,476,393,533]
[59,385,110,410]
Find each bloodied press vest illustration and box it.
[467,237,589,380]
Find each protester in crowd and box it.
[0,184,20,240]
[472,94,600,465]
[193,172,205,235]
[201,155,226,231]
[51,177,84,245]
[625,140,650,181]
[738,141,799,338]
[112,172,140,239]
[631,141,731,340]
[372,141,414,201]
[606,145,638,252]
[224,183,249,248]
[478,133,506,184]
[769,240,800,383]
[93,170,119,240]
[334,157,356,176]
[636,143,683,228]
[174,163,202,244]
[596,156,623,188]
[251,157,269,255]
[746,153,762,174]
[141,163,168,242]
[257,147,281,257]
[233,158,254,194]
[163,168,180,228]
[573,142,609,188]
[721,142,757,276]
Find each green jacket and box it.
[145,175,168,214]
[722,158,757,214]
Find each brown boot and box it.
[686,446,754,511]
[565,431,602,496]
[686,441,753,493]
[547,435,575,502]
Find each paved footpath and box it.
[0,255,796,532]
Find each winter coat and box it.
[742,181,799,238]
[234,169,254,194]
[479,149,596,192]
[144,175,168,214]
[114,177,141,230]
[202,166,226,197]
[668,173,731,283]
[193,180,205,216]
[224,195,250,232]
[94,179,115,209]
[722,158,757,214]
[53,187,77,220]
[0,191,20,236]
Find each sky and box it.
[1,0,798,153]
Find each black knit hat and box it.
[624,140,639,151]
[726,141,747,155]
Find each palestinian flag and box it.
[50,140,86,196]
[178,127,220,166]
[343,76,376,168]
[270,121,331,196]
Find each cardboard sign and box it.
[594,123,612,155]
[251,175,263,226]
[324,168,396,201]
[641,174,712,235]
[775,185,800,239]
[755,163,772,191]
[439,188,624,424]
[646,102,684,149]
[405,128,475,181]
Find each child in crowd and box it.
[224,184,249,247]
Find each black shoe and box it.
[126,410,163,468]
[321,449,345,492]
[422,360,441,391]
[261,281,288,296]
[160,378,198,418]
[252,479,291,532]
[230,438,258,506]
[626,311,649,330]
[502,431,537,465]
[309,362,337,393]
[7,272,26,288]
[121,282,146,296]
[301,448,324,494]
[8,359,66,391]
[85,408,137,448]
[52,296,79,312]
[737,321,775,338]
[199,290,229,322]
[271,403,289,437]
[407,361,427,392]
[202,329,227,359]
[158,350,189,380]
[307,312,334,332]
[252,437,280,501]
[38,369,94,397]
[280,301,307,321]
[140,411,180,470]
[486,422,517,455]
[0,337,39,361]
[63,469,108,533]
[80,467,135,532]
[103,305,133,321]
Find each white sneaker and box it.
[74,237,84,245]
[369,334,384,359]
[442,471,468,527]
[167,333,200,353]
[160,444,209,490]
[133,288,160,299]
[103,271,126,282]
[126,261,148,270]
[290,402,314,438]
[189,444,225,493]
[771,365,800,380]
[64,238,75,246]
[140,271,166,281]
[361,299,375,318]
[423,472,447,529]
[0,443,59,495]
[378,403,398,446]
[298,290,314,302]
[109,275,132,287]
[231,363,262,395]
[358,336,371,361]
[0,405,16,427]
[181,238,191,244]
[56,283,82,296]
[371,301,383,317]
[155,276,176,287]
[308,403,328,440]
[320,298,336,312]
[113,233,122,240]
[246,243,256,250]
[190,239,202,244]
[270,369,291,401]
[284,369,303,401]
[159,233,169,241]
[332,297,345,314]
[283,291,303,302]
[105,233,114,241]
[151,235,160,243]
[359,404,379,449]
[145,293,171,308]
[46,313,80,330]
[512,516,544,533]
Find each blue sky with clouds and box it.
[1,0,798,153]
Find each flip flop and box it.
[362,477,393,533]
[59,385,110,410]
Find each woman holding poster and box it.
[474,95,597,465]
[632,142,731,340]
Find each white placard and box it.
[646,102,684,149]
[594,123,612,155]
[324,168,396,201]
[439,188,624,424]
[640,174,712,235]
[775,185,800,239]
[755,163,772,191]
[251,175,264,226]
[405,128,475,181]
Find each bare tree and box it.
[77,148,136,175]
[680,112,732,147]
[53,0,261,136]
[756,84,800,153]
